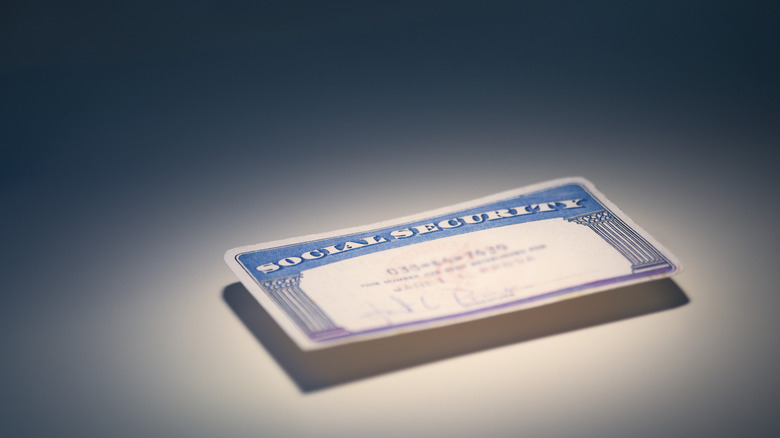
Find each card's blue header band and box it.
[237,183,604,281]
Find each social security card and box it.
[225,177,681,350]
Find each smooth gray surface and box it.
[3,2,779,437]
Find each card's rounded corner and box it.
[224,247,242,265]
[560,175,595,189]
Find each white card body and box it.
[225,177,681,350]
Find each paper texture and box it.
[225,177,681,350]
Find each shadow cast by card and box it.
[223,279,688,392]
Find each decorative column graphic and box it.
[260,274,349,340]
[566,210,671,273]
